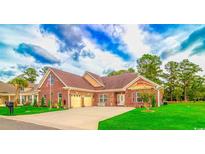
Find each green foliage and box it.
[178,59,202,101]
[136,54,163,84]
[9,77,29,106]
[139,93,150,103]
[41,97,45,107]
[164,61,180,101]
[39,66,49,76]
[33,97,38,107]
[23,67,39,83]
[0,106,64,116]
[107,67,135,76]
[151,95,156,107]
[58,98,62,108]
[9,77,29,88]
[48,100,52,108]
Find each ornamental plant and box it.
[41,97,45,107]
[58,98,62,108]
[33,97,38,107]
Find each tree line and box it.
[108,54,205,102]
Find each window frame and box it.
[99,94,108,103]
[132,92,143,103]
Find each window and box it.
[133,92,143,103]
[99,94,108,103]
[58,93,62,101]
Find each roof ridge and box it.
[102,72,137,78]
[50,67,83,78]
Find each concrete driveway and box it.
[3,107,133,130]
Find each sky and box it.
[0,24,205,82]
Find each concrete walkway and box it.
[2,107,133,130]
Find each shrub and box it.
[58,98,62,108]
[41,97,45,107]
[48,100,52,108]
[151,95,156,107]
[33,97,38,107]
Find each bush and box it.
[163,101,168,105]
[48,100,52,108]
[151,96,156,107]
[33,97,38,107]
[41,97,45,107]
[58,98,62,108]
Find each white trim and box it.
[157,89,160,107]
[63,86,125,92]
[84,72,105,87]
[0,93,15,96]
[38,69,51,89]
[38,68,67,89]
[123,75,161,90]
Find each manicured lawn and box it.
[0,106,64,116]
[98,102,205,130]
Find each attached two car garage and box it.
[71,95,93,108]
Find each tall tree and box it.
[179,59,202,101]
[9,78,29,106]
[136,54,163,84]
[107,68,135,76]
[164,61,180,101]
[39,66,49,76]
[23,67,39,83]
[188,75,205,101]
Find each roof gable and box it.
[0,81,16,94]
[83,72,105,87]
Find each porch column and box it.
[157,89,160,107]
[67,90,71,109]
[32,95,34,105]
[8,95,11,102]
[37,94,39,103]
[19,95,23,105]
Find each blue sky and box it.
[0,24,205,82]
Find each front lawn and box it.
[0,106,64,116]
[98,102,205,130]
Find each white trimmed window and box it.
[133,92,143,103]
[99,94,108,103]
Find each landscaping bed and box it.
[98,102,205,130]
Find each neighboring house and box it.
[0,81,16,106]
[19,83,39,105]
[38,67,163,108]
[0,81,38,106]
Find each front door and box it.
[117,94,125,106]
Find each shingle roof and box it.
[50,68,138,90]
[0,81,16,94]
[51,68,95,90]
[101,73,138,89]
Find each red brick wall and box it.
[124,78,163,107]
[94,92,117,106]
[38,71,68,107]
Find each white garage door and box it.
[71,95,82,108]
[83,96,92,107]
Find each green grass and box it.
[98,102,205,130]
[0,105,64,116]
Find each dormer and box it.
[83,71,104,88]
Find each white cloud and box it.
[120,25,151,59]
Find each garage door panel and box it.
[84,96,92,107]
[71,95,82,108]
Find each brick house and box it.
[38,67,163,108]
